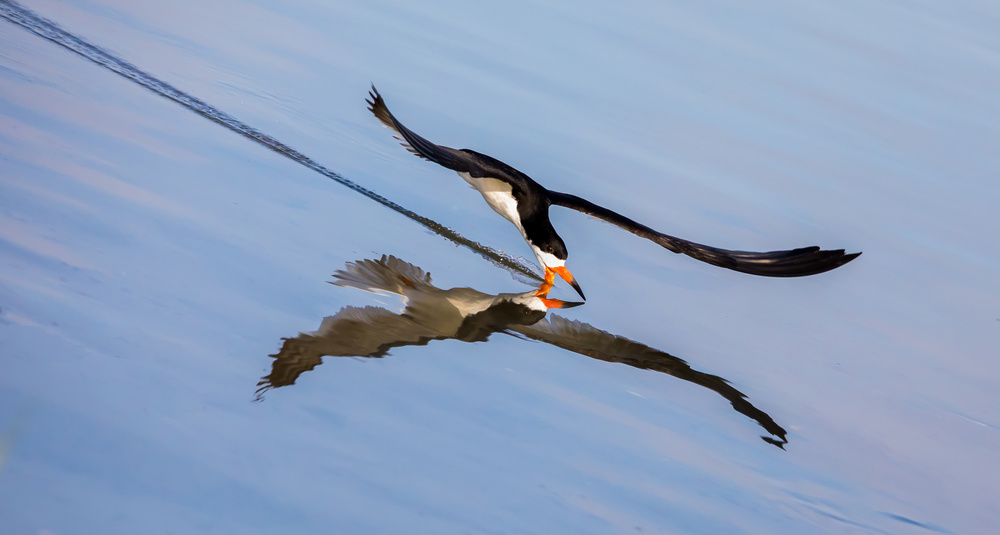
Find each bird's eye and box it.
[545,245,553,254]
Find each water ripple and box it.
[0,0,543,283]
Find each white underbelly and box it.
[457,172,525,237]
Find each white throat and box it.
[533,247,565,271]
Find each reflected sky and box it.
[259,256,787,447]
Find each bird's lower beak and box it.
[538,297,585,309]
[548,265,586,301]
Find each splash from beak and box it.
[547,265,585,301]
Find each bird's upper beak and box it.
[546,265,585,301]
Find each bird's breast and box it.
[457,172,525,236]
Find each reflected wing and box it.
[548,190,859,277]
[255,306,445,399]
[333,254,434,295]
[367,86,473,172]
[333,255,470,336]
[512,315,787,446]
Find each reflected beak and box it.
[547,265,586,301]
[538,297,585,309]
[534,278,554,297]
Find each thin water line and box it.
[0,0,543,283]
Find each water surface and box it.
[1,0,998,533]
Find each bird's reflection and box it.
[256,255,788,448]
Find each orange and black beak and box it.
[538,296,585,309]
[545,265,585,301]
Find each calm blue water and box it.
[2,0,998,533]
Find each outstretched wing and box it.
[548,190,860,277]
[367,85,472,172]
[254,306,447,400]
[512,315,787,447]
[332,255,434,295]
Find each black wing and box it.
[548,191,860,277]
[367,85,472,172]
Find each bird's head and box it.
[531,238,585,301]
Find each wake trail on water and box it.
[0,0,543,283]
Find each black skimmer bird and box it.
[367,86,859,299]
